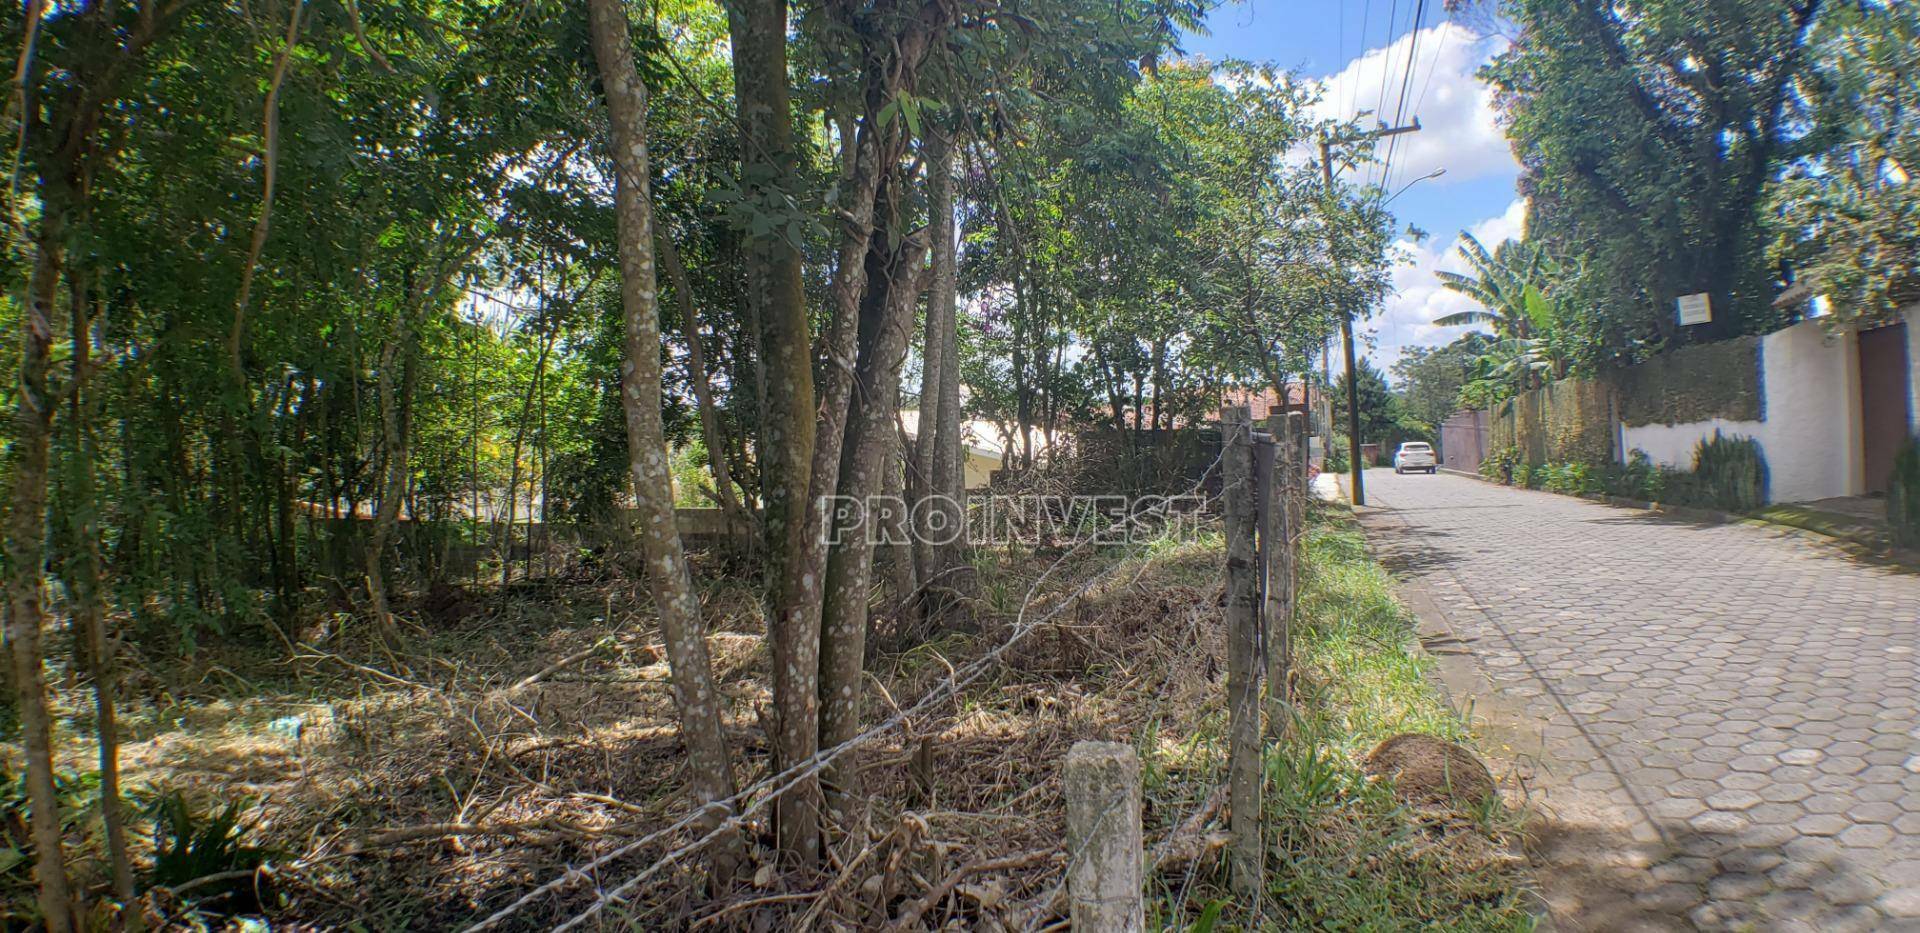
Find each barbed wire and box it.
[463,450,1235,932]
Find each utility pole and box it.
[1319,120,1418,507]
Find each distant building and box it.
[898,410,1057,489]
[1219,383,1318,421]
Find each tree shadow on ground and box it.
[1524,804,1883,930]
[1361,521,1464,577]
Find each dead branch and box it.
[884,847,1057,932]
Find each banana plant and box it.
[1433,233,1569,385]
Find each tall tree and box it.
[721,0,823,866]
[586,0,741,879]
[1481,0,1827,352]
[1769,1,1920,325]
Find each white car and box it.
[1393,442,1436,474]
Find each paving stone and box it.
[1357,472,1920,928]
[1880,887,1920,918]
[1794,813,1849,836]
[1840,824,1897,849]
[1707,871,1771,900]
[1707,789,1763,811]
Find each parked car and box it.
[1394,442,1436,474]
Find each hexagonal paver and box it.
[1707,872,1770,900]
[1838,823,1895,849]
[1707,789,1763,811]
[1357,472,1920,928]
[1880,888,1920,918]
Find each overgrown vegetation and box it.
[3,0,1409,922]
[1890,437,1920,550]
[1422,1,1917,411]
[1484,436,1771,518]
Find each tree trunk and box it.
[588,0,742,882]
[365,307,413,646]
[880,428,917,617]
[5,202,74,933]
[724,0,823,868]
[919,128,967,595]
[63,274,137,916]
[658,229,750,528]
[818,206,929,835]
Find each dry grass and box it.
[20,525,1236,930]
[15,500,1530,931]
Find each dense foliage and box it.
[1428,0,1917,414]
[0,0,1404,922]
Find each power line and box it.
[1369,0,1402,187]
[1381,0,1428,193]
[1411,15,1452,123]
[1350,0,1373,121]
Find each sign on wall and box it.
[1676,292,1712,326]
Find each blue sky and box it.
[1180,0,1525,371]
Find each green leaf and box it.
[900,95,922,139]
[1522,284,1554,334]
[1190,899,1226,933]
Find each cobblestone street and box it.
[1357,469,1920,931]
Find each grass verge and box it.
[1261,501,1535,930]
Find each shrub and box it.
[1601,450,1668,502]
[142,788,279,909]
[1539,461,1602,496]
[1480,446,1520,484]
[1682,431,1768,513]
[1325,436,1351,475]
[1891,436,1920,549]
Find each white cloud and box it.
[1313,22,1510,190]
[1364,197,1526,373]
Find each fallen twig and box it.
[884,847,1057,932]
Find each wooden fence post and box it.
[1263,413,1293,729]
[1065,741,1143,932]
[1287,412,1308,563]
[1220,406,1263,900]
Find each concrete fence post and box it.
[1064,741,1143,932]
[1220,406,1263,899]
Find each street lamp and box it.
[1383,167,1446,206]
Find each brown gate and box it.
[1859,322,1912,495]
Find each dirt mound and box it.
[1363,733,1495,808]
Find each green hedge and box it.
[1610,338,1763,427]
[1500,436,1769,516]
[1892,437,1920,549]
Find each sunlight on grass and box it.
[1262,503,1535,932]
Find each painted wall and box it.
[1439,409,1489,474]
[1907,306,1920,436]
[1621,318,1860,503]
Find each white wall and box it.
[1907,306,1920,436]
[1621,319,1859,503]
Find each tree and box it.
[1393,333,1495,427]
[585,0,741,879]
[1333,358,1413,454]
[1433,231,1571,387]
[1769,1,1920,326]
[1480,0,1828,354]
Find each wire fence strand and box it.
[464,451,1232,932]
